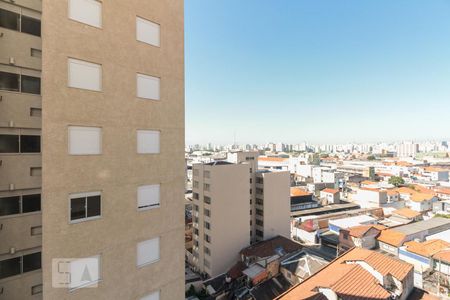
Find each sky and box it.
[185,0,450,145]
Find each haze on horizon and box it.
[185,0,450,145]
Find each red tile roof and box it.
[377,229,406,247]
[276,248,412,300]
[290,187,311,197]
[240,235,302,258]
[321,188,339,194]
[392,208,421,219]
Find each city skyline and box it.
[185,0,450,145]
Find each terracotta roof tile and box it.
[404,239,450,258]
[321,188,339,194]
[240,235,302,258]
[290,187,311,197]
[377,229,406,247]
[392,208,421,219]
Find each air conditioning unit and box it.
[8,120,14,127]
[9,183,15,191]
[9,57,15,65]
[10,247,15,255]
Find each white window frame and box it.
[137,130,160,154]
[68,0,102,28]
[136,16,160,47]
[69,191,102,224]
[140,290,160,300]
[68,58,102,91]
[68,254,102,291]
[137,184,161,211]
[68,126,102,155]
[137,237,160,267]
[136,73,161,100]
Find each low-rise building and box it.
[276,248,415,300]
[319,188,340,204]
[338,224,385,254]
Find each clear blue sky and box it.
[185,0,450,145]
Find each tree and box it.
[367,155,376,161]
[389,176,405,187]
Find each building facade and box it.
[1,1,184,299]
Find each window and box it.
[22,194,41,213]
[20,135,40,153]
[193,181,199,189]
[31,48,42,58]
[256,188,263,195]
[256,219,263,226]
[203,183,210,191]
[137,130,160,154]
[256,198,263,205]
[0,134,19,153]
[0,194,41,217]
[137,237,160,267]
[256,209,263,216]
[68,58,102,91]
[69,255,101,290]
[204,196,211,204]
[342,232,349,240]
[0,71,19,92]
[70,192,101,222]
[204,170,210,178]
[136,17,160,47]
[30,108,42,117]
[0,252,41,280]
[0,9,19,31]
[69,0,102,28]
[137,184,160,210]
[137,73,160,100]
[0,9,40,36]
[31,226,42,236]
[193,192,199,200]
[68,126,102,155]
[256,230,263,238]
[0,196,20,216]
[31,284,43,295]
[204,234,211,243]
[30,167,41,176]
[140,291,160,300]
[204,208,210,217]
[204,221,210,230]
[193,228,198,236]
[193,204,198,212]
[204,247,210,256]
[21,16,41,37]
[21,75,41,94]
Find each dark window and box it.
[70,197,86,221]
[70,194,101,221]
[0,196,20,216]
[0,135,19,153]
[21,75,41,94]
[256,230,264,238]
[0,71,20,92]
[0,257,21,279]
[21,15,41,37]
[22,194,41,213]
[22,252,41,273]
[86,195,101,218]
[0,9,19,31]
[31,48,42,58]
[20,135,41,153]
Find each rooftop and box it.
[290,187,311,197]
[392,207,422,219]
[347,224,385,238]
[275,248,413,300]
[403,239,450,258]
[329,215,376,229]
[321,188,339,194]
[393,217,450,236]
[240,235,302,258]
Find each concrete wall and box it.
[41,1,185,299]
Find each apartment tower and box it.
[0,1,184,299]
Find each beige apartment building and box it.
[191,152,290,277]
[191,161,250,277]
[0,1,184,299]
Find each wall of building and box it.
[41,1,184,299]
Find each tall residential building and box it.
[0,1,184,299]
[191,161,250,277]
[190,152,290,277]
[397,142,419,158]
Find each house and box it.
[378,217,450,256]
[421,167,449,182]
[433,199,450,215]
[279,249,329,285]
[319,188,340,204]
[435,188,450,201]
[328,215,377,234]
[354,187,388,208]
[290,187,319,212]
[398,239,450,272]
[392,207,423,222]
[275,248,415,300]
[407,193,438,212]
[433,250,450,276]
[338,224,385,254]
